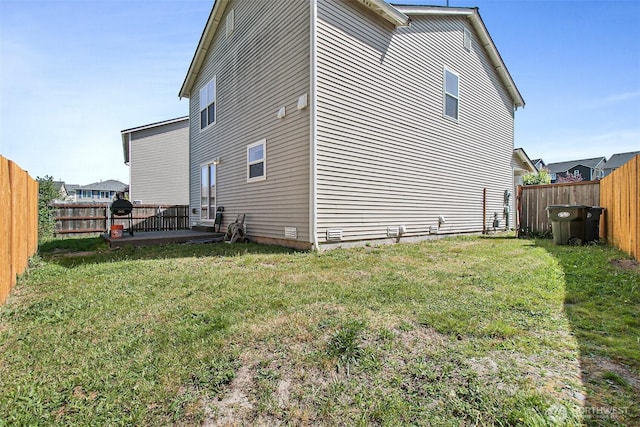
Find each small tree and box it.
[37,175,59,240]
[557,171,583,183]
[523,168,551,185]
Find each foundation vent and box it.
[284,227,298,239]
[326,229,343,241]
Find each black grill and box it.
[110,198,134,236]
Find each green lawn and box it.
[1,235,638,426]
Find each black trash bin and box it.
[585,206,604,242]
[546,205,588,245]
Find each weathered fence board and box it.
[600,155,639,261]
[1,156,38,305]
[52,204,190,236]
[517,181,600,237]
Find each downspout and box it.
[309,0,319,250]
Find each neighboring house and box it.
[546,157,606,183]
[603,151,640,177]
[65,184,79,201]
[179,0,525,249]
[74,180,128,203]
[531,158,546,171]
[121,117,189,205]
[53,181,73,202]
[512,148,536,234]
[512,148,537,188]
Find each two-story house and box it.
[121,117,189,205]
[179,0,524,249]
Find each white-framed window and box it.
[573,169,580,177]
[463,28,471,51]
[226,8,235,37]
[200,162,216,220]
[444,67,459,121]
[199,77,216,130]
[247,139,266,182]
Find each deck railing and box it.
[52,203,190,236]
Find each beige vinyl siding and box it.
[315,0,515,243]
[129,120,189,205]
[189,0,311,242]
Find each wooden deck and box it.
[101,229,225,249]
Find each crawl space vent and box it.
[326,229,343,241]
[284,227,298,239]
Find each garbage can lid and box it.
[545,204,589,210]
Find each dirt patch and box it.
[204,363,254,427]
[610,259,639,271]
[581,356,640,391]
[49,250,98,258]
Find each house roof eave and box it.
[120,116,189,166]
[394,6,525,109]
[357,0,409,27]
[180,0,411,100]
[514,148,537,173]
[179,0,229,99]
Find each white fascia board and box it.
[179,0,229,99]
[358,0,409,27]
[396,6,525,109]
[394,6,473,16]
[467,11,525,108]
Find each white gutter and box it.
[395,6,473,16]
[309,0,319,250]
[357,0,409,27]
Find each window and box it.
[573,169,580,177]
[247,139,266,182]
[199,77,216,130]
[444,68,459,120]
[201,163,216,220]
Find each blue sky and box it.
[1,0,638,185]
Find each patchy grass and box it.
[0,235,638,425]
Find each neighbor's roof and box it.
[76,180,128,192]
[121,116,189,165]
[546,157,607,173]
[179,1,524,108]
[513,147,537,173]
[604,151,640,170]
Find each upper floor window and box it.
[444,68,459,120]
[247,139,266,182]
[199,77,216,130]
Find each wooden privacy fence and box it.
[52,203,190,236]
[600,155,639,261]
[1,156,39,305]
[517,181,600,237]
